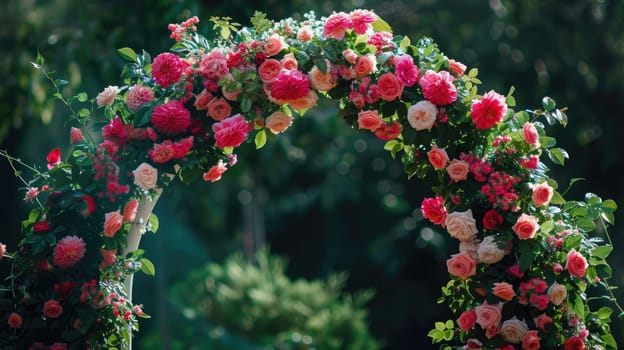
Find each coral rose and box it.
[421,196,447,226]
[104,211,124,238]
[193,89,214,110]
[123,199,139,223]
[566,249,588,278]
[478,235,505,264]
[212,114,250,148]
[475,302,502,330]
[265,112,294,134]
[357,110,383,131]
[377,72,403,101]
[203,160,227,182]
[500,317,528,344]
[457,309,477,331]
[446,159,470,182]
[512,213,539,240]
[532,182,553,207]
[354,54,376,78]
[522,330,540,350]
[523,122,540,147]
[374,121,401,140]
[492,282,516,301]
[470,90,507,129]
[133,162,158,190]
[50,343,68,350]
[53,236,86,268]
[280,53,298,71]
[445,209,478,242]
[258,59,282,82]
[407,100,437,131]
[264,34,286,56]
[419,70,457,105]
[533,314,553,330]
[448,59,467,76]
[343,49,358,64]
[309,63,337,91]
[447,253,477,280]
[427,146,449,170]
[8,312,22,328]
[151,100,192,135]
[43,300,63,318]
[96,85,120,106]
[206,97,232,121]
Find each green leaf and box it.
[542,96,556,111]
[240,96,252,113]
[548,148,568,166]
[550,191,565,205]
[592,245,613,259]
[399,36,411,51]
[371,16,392,33]
[140,258,156,276]
[117,47,137,62]
[577,218,596,231]
[573,294,585,320]
[434,321,446,331]
[602,199,617,211]
[254,129,267,149]
[314,57,328,74]
[519,250,537,272]
[148,213,159,234]
[468,68,478,78]
[540,220,555,234]
[76,92,88,103]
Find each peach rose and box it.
[427,146,449,169]
[280,53,298,71]
[258,59,282,82]
[407,100,438,131]
[193,89,214,110]
[357,110,383,131]
[446,253,477,280]
[446,159,470,182]
[532,182,553,207]
[500,317,528,344]
[522,330,540,350]
[478,235,505,264]
[546,282,568,306]
[343,49,358,64]
[287,90,318,111]
[354,54,376,78]
[377,72,403,101]
[132,162,158,191]
[445,209,478,242]
[533,314,553,330]
[512,213,539,240]
[202,160,227,182]
[265,112,294,134]
[297,25,313,41]
[475,302,502,330]
[309,63,337,91]
[565,249,588,278]
[206,97,232,121]
[523,122,540,147]
[222,86,241,101]
[123,199,139,223]
[457,309,477,331]
[264,34,286,56]
[103,211,123,238]
[448,59,467,76]
[96,85,120,106]
[492,282,516,301]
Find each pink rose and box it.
[354,54,377,78]
[532,182,553,207]
[343,49,358,64]
[492,282,516,301]
[475,302,502,330]
[264,34,286,56]
[104,211,123,238]
[202,160,228,182]
[407,100,437,131]
[206,97,232,121]
[212,114,250,148]
[132,162,158,190]
[394,54,420,86]
[323,12,352,40]
[500,317,528,344]
[43,300,63,318]
[24,187,39,202]
[447,253,477,280]
[512,213,539,240]
[308,62,337,91]
[258,59,282,82]
[69,127,85,144]
[96,85,120,106]
[271,70,310,101]
[419,70,458,105]
[533,314,553,330]
[448,59,467,76]
[8,312,22,328]
[123,199,139,223]
[0,242,5,260]
[457,309,477,331]
[445,209,478,242]
[265,112,294,134]
[522,330,540,350]
[349,9,376,34]
[357,110,383,131]
[566,249,588,278]
[446,159,470,182]
[421,196,447,226]
[547,282,567,305]
[478,235,505,264]
[523,122,540,147]
[427,146,449,169]
[193,89,214,111]
[199,49,228,79]
[280,53,298,71]
[470,90,507,129]
[377,73,403,101]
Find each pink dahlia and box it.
[53,236,85,268]
[212,114,250,148]
[394,55,420,87]
[418,70,458,106]
[199,49,229,80]
[151,100,192,135]
[470,90,508,129]
[349,9,376,34]
[152,52,185,88]
[127,85,154,111]
[271,70,310,101]
[323,12,353,40]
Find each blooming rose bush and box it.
[0,9,621,350]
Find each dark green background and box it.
[1,0,623,348]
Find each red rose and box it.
[482,209,503,230]
[8,312,22,328]
[457,309,477,331]
[33,221,50,233]
[47,148,61,169]
[564,336,586,350]
[565,249,588,278]
[43,300,63,318]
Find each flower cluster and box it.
[0,9,620,349]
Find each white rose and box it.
[132,162,158,190]
[407,100,438,131]
[500,317,528,344]
[96,85,120,106]
[445,209,478,242]
[477,235,505,264]
[459,239,481,262]
[547,282,567,306]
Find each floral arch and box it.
[0,9,621,350]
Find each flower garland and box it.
[0,9,621,349]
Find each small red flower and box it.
[33,221,50,233]
[47,148,61,169]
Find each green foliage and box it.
[170,249,380,350]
